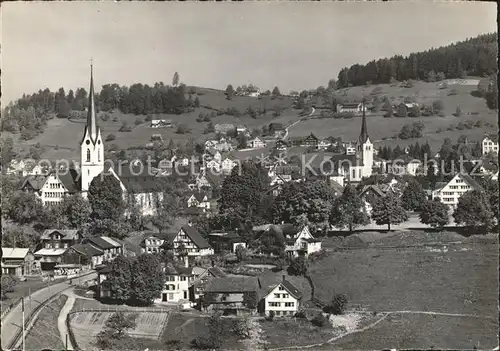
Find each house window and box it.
[285,302,294,307]
[274,294,280,298]
[180,276,187,281]
[183,291,188,299]
[166,276,175,282]
[169,293,174,300]
[269,302,281,307]
[98,149,101,162]
[283,294,289,298]
[86,149,91,162]
[278,286,285,291]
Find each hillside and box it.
[9,87,299,160]
[287,77,497,153]
[336,32,497,88]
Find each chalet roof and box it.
[34,248,67,256]
[86,236,121,250]
[2,248,30,260]
[70,244,104,257]
[20,175,48,191]
[483,134,499,143]
[164,263,193,276]
[188,191,209,203]
[57,169,80,193]
[459,173,482,190]
[207,266,227,278]
[257,272,303,300]
[41,229,79,241]
[205,276,258,293]
[180,225,211,249]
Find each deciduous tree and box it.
[401,179,427,211]
[88,174,125,222]
[370,192,408,230]
[419,199,449,230]
[453,190,495,232]
[329,185,369,232]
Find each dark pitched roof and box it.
[358,106,369,144]
[257,272,303,300]
[20,175,48,191]
[105,161,163,193]
[180,225,211,249]
[57,169,79,193]
[205,171,223,188]
[205,276,258,293]
[86,237,119,250]
[41,229,79,241]
[70,243,103,257]
[164,263,193,276]
[207,267,227,278]
[269,123,284,130]
[459,173,482,190]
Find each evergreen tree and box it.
[370,192,408,230]
[172,72,180,87]
[225,84,234,100]
[106,255,133,303]
[272,86,281,97]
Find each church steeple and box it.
[85,62,99,144]
[358,100,369,145]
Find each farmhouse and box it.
[301,133,319,149]
[62,244,104,269]
[318,139,332,150]
[275,139,289,151]
[482,134,498,155]
[196,171,223,191]
[34,229,81,271]
[269,123,285,138]
[190,266,227,305]
[203,273,303,317]
[432,173,482,209]
[140,232,175,254]
[247,136,267,149]
[221,157,238,174]
[1,248,35,277]
[207,231,246,254]
[336,102,366,114]
[83,236,123,261]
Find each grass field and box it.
[308,233,498,349]
[14,87,299,160]
[332,313,499,350]
[288,78,496,152]
[24,294,67,351]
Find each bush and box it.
[119,122,132,132]
[324,294,349,315]
[134,118,143,126]
[176,124,190,134]
[145,114,153,122]
[311,313,328,327]
[294,311,307,319]
[266,311,275,321]
[100,113,110,122]
[106,133,116,141]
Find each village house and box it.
[62,243,104,269]
[282,225,322,258]
[482,134,499,155]
[432,173,482,209]
[20,169,80,207]
[259,274,303,317]
[205,139,218,149]
[269,123,285,138]
[318,138,332,150]
[247,136,267,149]
[301,133,319,149]
[491,171,499,181]
[140,232,173,254]
[275,139,289,151]
[202,273,303,317]
[1,248,35,277]
[151,119,173,128]
[83,236,123,262]
[207,231,246,254]
[155,261,193,305]
[172,224,214,257]
[221,157,238,174]
[196,171,223,191]
[96,265,112,298]
[204,149,222,163]
[190,266,227,306]
[214,123,235,135]
[206,159,222,173]
[187,191,211,210]
[336,102,366,114]
[236,125,250,137]
[34,229,81,271]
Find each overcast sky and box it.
[1,1,496,105]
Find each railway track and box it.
[6,286,72,351]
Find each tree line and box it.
[336,33,497,88]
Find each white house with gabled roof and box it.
[482,134,498,155]
[284,226,322,258]
[260,275,303,317]
[432,173,482,209]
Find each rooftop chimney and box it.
[282,274,286,282]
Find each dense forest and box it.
[336,33,497,88]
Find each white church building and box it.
[20,65,163,216]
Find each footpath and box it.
[1,272,96,350]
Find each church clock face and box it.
[86,140,90,145]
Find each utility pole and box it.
[22,297,26,351]
[28,288,32,313]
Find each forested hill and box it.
[337,33,497,88]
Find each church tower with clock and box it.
[80,64,104,197]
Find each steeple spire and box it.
[86,61,98,143]
[358,99,369,144]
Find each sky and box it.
[1,1,497,105]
